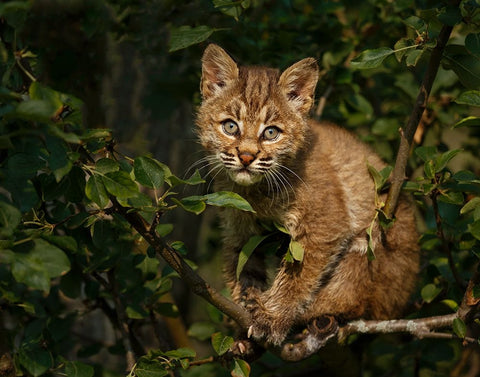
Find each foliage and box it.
[1,0,480,377]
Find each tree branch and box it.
[111,199,252,331]
[384,24,454,217]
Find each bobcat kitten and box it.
[196,44,419,346]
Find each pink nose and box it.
[238,152,255,166]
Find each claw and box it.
[247,325,253,338]
[238,342,246,354]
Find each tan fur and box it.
[196,44,419,346]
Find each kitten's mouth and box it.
[228,168,263,186]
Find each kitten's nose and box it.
[238,152,255,167]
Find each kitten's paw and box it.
[246,307,292,346]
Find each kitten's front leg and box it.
[245,243,339,346]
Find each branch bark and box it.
[384,24,454,217]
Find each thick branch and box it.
[384,24,454,217]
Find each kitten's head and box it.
[196,44,318,187]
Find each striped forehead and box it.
[223,66,281,125]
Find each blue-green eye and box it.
[263,126,280,141]
[222,120,239,136]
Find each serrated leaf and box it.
[455,90,480,106]
[85,175,109,208]
[453,116,480,128]
[102,171,139,199]
[288,240,304,262]
[64,361,94,377]
[211,332,234,356]
[350,47,394,69]
[232,358,251,377]
[134,156,165,189]
[169,25,216,52]
[452,317,466,338]
[237,235,269,279]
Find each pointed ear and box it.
[201,44,239,99]
[278,58,319,114]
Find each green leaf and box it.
[64,361,94,377]
[232,358,251,377]
[424,160,436,180]
[134,359,168,377]
[461,197,480,214]
[96,158,119,174]
[156,223,174,237]
[102,171,139,199]
[435,149,462,172]
[15,100,57,122]
[188,322,217,341]
[468,220,480,241]
[421,283,442,303]
[85,175,109,208]
[452,318,466,338]
[455,90,480,107]
[211,332,234,356]
[169,25,217,52]
[465,33,480,57]
[168,170,205,187]
[163,347,196,360]
[18,342,53,377]
[172,197,207,215]
[0,200,21,237]
[203,191,255,212]
[453,116,480,128]
[288,240,304,262]
[350,47,394,69]
[134,156,165,189]
[237,235,269,279]
[213,0,243,19]
[415,146,437,162]
[367,162,392,192]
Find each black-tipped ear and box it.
[278,58,319,114]
[200,44,239,99]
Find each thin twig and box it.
[384,24,454,217]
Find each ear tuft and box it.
[201,44,239,99]
[278,58,319,114]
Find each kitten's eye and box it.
[262,126,281,141]
[222,120,239,136]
